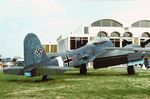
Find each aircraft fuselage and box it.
[47,40,144,68]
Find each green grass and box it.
[1,67,150,99]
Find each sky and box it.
[0,0,150,58]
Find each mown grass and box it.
[0,67,150,99]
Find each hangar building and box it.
[57,19,150,52]
[42,42,57,53]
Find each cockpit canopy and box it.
[88,37,110,45]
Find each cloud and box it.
[111,0,150,26]
[0,0,66,57]
[82,0,141,2]
[35,17,79,43]
[29,0,63,16]
[0,0,63,18]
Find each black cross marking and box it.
[64,55,72,67]
[35,48,43,57]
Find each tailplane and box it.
[24,33,49,71]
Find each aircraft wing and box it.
[95,46,149,59]
[95,49,129,59]
[93,46,146,69]
[105,47,150,52]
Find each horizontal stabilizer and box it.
[3,66,24,75]
[3,66,70,76]
[27,66,70,76]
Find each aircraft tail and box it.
[24,33,49,70]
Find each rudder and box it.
[24,33,49,69]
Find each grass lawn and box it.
[0,67,150,99]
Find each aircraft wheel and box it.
[42,75,49,81]
[80,64,87,75]
[139,64,143,68]
[127,65,135,75]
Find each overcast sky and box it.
[0,0,150,58]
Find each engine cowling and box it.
[93,55,128,69]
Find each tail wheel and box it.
[127,65,135,75]
[42,75,49,81]
[80,64,87,75]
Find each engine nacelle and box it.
[93,52,144,69]
[93,55,128,69]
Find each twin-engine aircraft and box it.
[3,33,150,81]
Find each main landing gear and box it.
[80,64,87,75]
[127,65,135,75]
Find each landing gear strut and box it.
[80,64,87,75]
[127,65,135,75]
[42,75,49,81]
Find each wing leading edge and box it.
[105,47,150,52]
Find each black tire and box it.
[127,66,135,75]
[80,64,87,75]
[139,64,143,68]
[42,75,49,81]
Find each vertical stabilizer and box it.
[24,33,49,68]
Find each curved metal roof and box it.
[132,20,150,27]
[91,19,123,27]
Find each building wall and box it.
[57,38,67,52]
[42,43,57,53]
[57,19,150,52]
[57,33,91,52]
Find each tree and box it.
[12,58,17,66]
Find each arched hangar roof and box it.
[91,19,123,27]
[132,20,150,27]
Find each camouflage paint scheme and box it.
[3,33,150,80]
